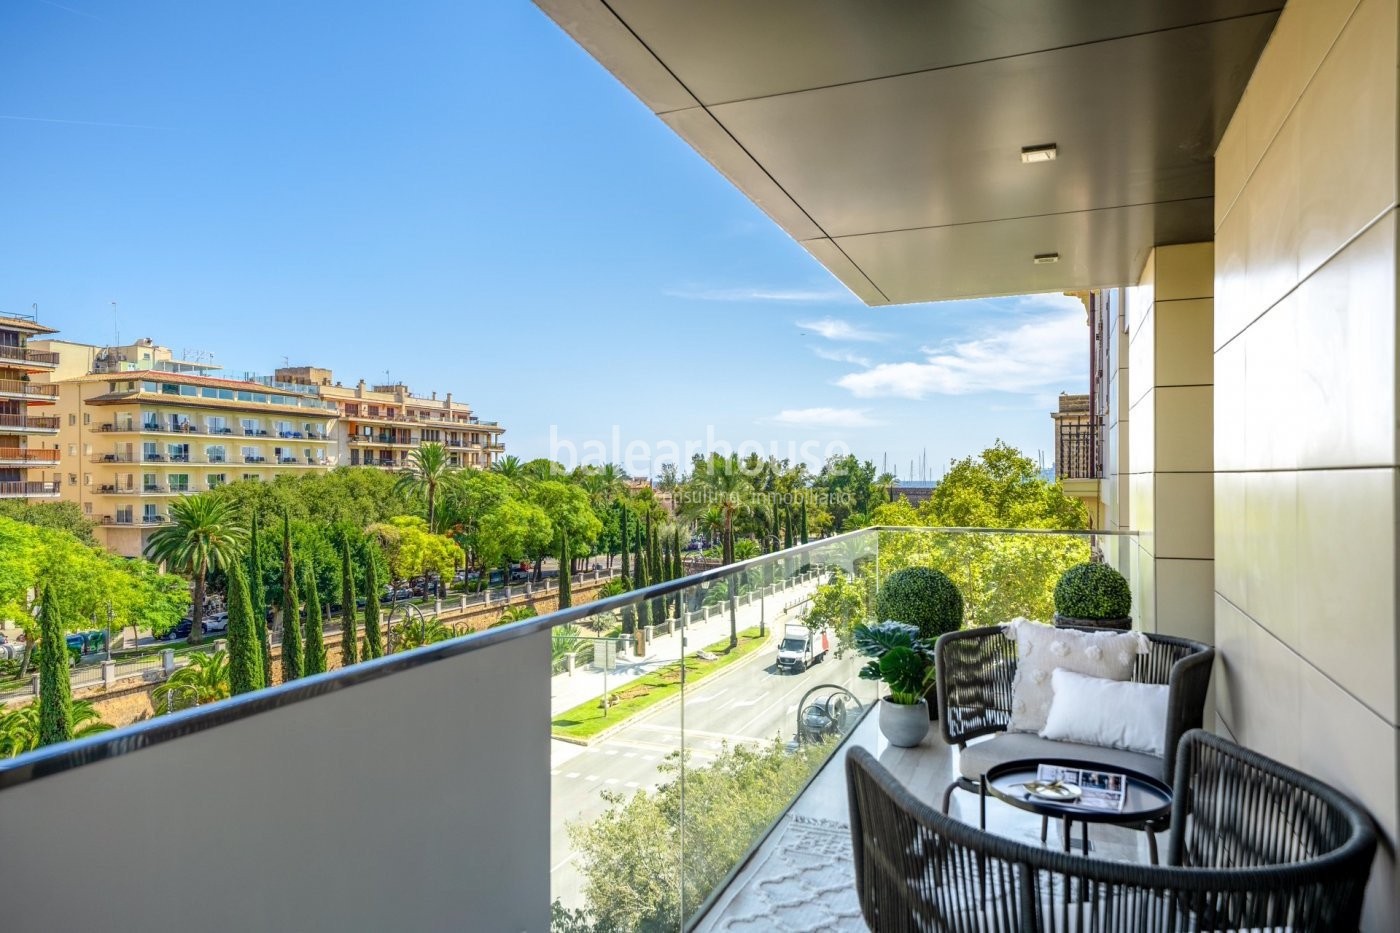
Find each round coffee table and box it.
[980,758,1172,863]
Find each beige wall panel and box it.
[1243,115,1300,326]
[1213,472,1249,608]
[1295,467,1398,724]
[1297,661,1400,931]
[1152,385,1213,473]
[1154,472,1214,560]
[1132,541,1155,633]
[1127,389,1154,476]
[1295,0,1398,278]
[1241,470,1299,649]
[1129,472,1154,557]
[1215,107,1248,231]
[1214,197,1252,350]
[1214,337,1247,471]
[1241,293,1299,472]
[1154,243,1215,301]
[1154,558,1215,645]
[1215,599,1303,766]
[1294,214,1397,469]
[1154,299,1215,387]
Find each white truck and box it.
[776,623,832,673]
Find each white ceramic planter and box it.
[879,697,930,747]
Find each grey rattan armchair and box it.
[846,731,1377,933]
[935,625,1214,814]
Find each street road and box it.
[549,623,873,909]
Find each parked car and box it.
[160,619,195,641]
[202,612,230,634]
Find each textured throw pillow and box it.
[1040,669,1169,756]
[1004,618,1147,734]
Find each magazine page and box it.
[1033,764,1126,812]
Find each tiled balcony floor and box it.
[696,711,1153,931]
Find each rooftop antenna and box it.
[30,302,38,321]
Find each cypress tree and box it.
[619,505,634,635]
[340,537,358,667]
[671,527,684,618]
[634,531,650,629]
[302,563,326,675]
[36,584,72,747]
[362,543,383,659]
[783,504,794,550]
[800,499,809,544]
[280,512,303,683]
[647,516,664,622]
[248,511,271,685]
[557,528,572,610]
[226,559,264,695]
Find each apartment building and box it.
[33,340,338,557]
[0,314,61,501]
[274,367,505,470]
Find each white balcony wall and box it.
[1213,0,1399,927]
[0,632,550,933]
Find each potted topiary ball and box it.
[876,566,963,718]
[1053,561,1133,630]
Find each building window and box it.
[208,416,228,434]
[242,473,260,482]
[68,444,76,456]
[82,412,90,425]
[143,473,158,492]
[168,474,190,493]
[208,473,226,489]
[241,446,262,463]
[68,414,76,426]
[207,445,226,463]
[82,502,92,515]
[241,418,259,436]
[83,473,91,486]
[143,504,159,522]
[82,443,91,455]
[68,473,77,485]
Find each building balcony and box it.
[98,514,166,527]
[0,413,59,434]
[0,379,58,404]
[0,344,59,369]
[0,479,60,499]
[0,448,59,467]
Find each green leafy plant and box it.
[153,651,231,713]
[1053,561,1132,620]
[875,566,964,642]
[853,620,934,705]
[0,700,110,759]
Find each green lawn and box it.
[550,627,768,740]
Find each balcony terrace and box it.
[0,479,60,499]
[0,344,60,369]
[0,413,59,434]
[0,379,58,403]
[0,448,59,467]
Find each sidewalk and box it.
[549,574,823,717]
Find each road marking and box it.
[605,778,620,785]
[730,696,762,708]
[622,752,637,758]
[550,853,576,873]
[786,703,799,714]
[566,772,580,779]
[625,781,640,788]
[585,775,599,782]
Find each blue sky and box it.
[1,1,1086,480]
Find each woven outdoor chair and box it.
[846,731,1377,933]
[935,625,1214,818]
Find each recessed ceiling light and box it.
[1021,143,1057,163]
[1033,253,1060,264]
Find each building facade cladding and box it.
[0,315,61,501]
[274,369,505,472]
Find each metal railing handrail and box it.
[0,524,1130,791]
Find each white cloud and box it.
[797,317,888,342]
[812,346,872,367]
[665,285,853,303]
[768,407,883,428]
[835,307,1085,399]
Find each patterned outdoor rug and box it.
[704,815,864,932]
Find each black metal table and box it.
[980,757,1172,863]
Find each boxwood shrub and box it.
[876,567,964,642]
[1053,561,1132,620]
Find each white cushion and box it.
[1040,669,1169,756]
[1005,618,1147,734]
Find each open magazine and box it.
[1034,764,1127,812]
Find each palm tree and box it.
[490,454,527,490]
[395,442,453,532]
[693,453,752,567]
[0,700,110,759]
[152,651,231,713]
[144,494,248,645]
